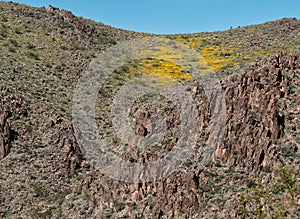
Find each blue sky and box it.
[3,0,300,34]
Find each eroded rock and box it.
[0,106,12,159]
[215,52,300,172]
[52,122,84,174]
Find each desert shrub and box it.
[238,165,299,218]
[26,51,39,60]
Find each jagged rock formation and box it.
[52,122,84,175]
[0,106,12,158]
[215,52,300,171]
[134,109,152,137]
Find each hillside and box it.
[0,2,299,218]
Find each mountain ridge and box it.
[0,2,299,218]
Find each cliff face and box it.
[216,52,299,171]
[0,2,299,218]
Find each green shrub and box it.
[114,202,126,212]
[26,51,40,60]
[246,179,257,188]
[8,38,18,47]
[238,165,299,218]
[26,43,35,49]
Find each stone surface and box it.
[214,52,297,172]
[0,106,11,159]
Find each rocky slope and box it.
[0,2,299,219]
[60,53,299,219]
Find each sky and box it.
[2,0,300,34]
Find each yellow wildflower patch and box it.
[126,41,210,87]
[172,36,241,71]
[121,59,192,89]
[201,45,237,71]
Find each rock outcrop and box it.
[51,122,84,175]
[0,106,12,159]
[215,52,300,172]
